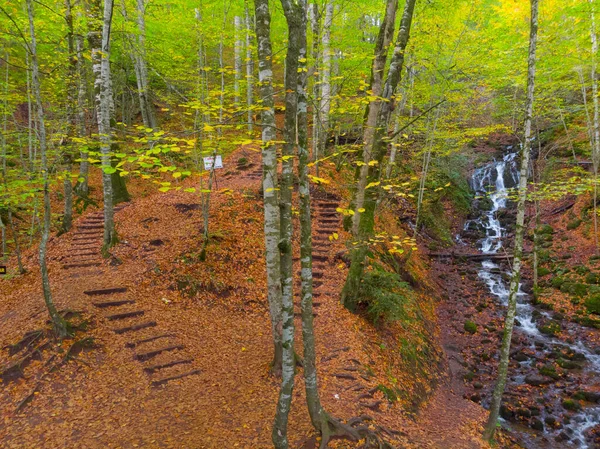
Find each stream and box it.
[466,147,600,448]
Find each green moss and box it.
[567,219,582,230]
[586,272,600,284]
[464,320,478,334]
[358,267,414,324]
[551,276,565,289]
[561,282,588,297]
[562,399,581,411]
[539,321,561,336]
[585,294,600,315]
[537,224,555,235]
[574,265,591,275]
[537,267,551,277]
[539,364,560,379]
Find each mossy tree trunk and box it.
[342,0,416,310]
[483,0,539,440]
[254,0,284,374]
[272,2,303,446]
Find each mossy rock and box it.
[557,358,584,370]
[585,294,600,315]
[574,265,591,275]
[567,219,582,230]
[586,272,600,285]
[539,321,561,336]
[539,364,560,380]
[562,399,582,411]
[551,276,565,289]
[464,320,477,334]
[537,267,551,277]
[538,250,551,263]
[537,224,555,235]
[561,282,588,297]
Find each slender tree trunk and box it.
[136,0,156,128]
[483,0,539,440]
[26,0,69,338]
[0,216,6,261]
[62,0,77,235]
[342,0,417,310]
[590,0,600,252]
[254,0,283,375]
[75,34,90,196]
[310,3,321,174]
[245,2,254,133]
[317,2,333,167]
[92,0,117,251]
[351,0,399,236]
[7,212,25,274]
[234,15,243,108]
[272,1,304,446]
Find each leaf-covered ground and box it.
[0,147,497,448]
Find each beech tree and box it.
[27,0,69,337]
[483,0,539,440]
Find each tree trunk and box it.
[351,0,399,236]
[316,2,333,169]
[245,2,254,133]
[26,0,69,338]
[75,34,90,196]
[234,15,243,108]
[62,0,77,235]
[8,212,25,274]
[92,0,117,251]
[272,1,304,446]
[590,0,600,252]
[342,0,416,310]
[483,0,539,440]
[310,3,321,174]
[135,0,156,129]
[253,0,283,375]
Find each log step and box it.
[125,333,173,348]
[106,310,145,321]
[151,369,201,387]
[144,359,193,374]
[93,299,136,308]
[63,262,101,269]
[85,287,128,296]
[135,345,184,362]
[78,224,103,229]
[113,321,157,334]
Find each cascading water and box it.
[466,147,600,448]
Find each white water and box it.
[467,149,600,448]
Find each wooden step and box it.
[78,224,103,229]
[144,359,193,374]
[113,321,157,334]
[106,310,145,321]
[93,299,136,308]
[125,333,173,348]
[84,287,128,296]
[63,262,101,269]
[151,369,201,387]
[135,345,184,362]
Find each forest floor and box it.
[0,145,502,448]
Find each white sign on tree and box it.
[203,155,224,170]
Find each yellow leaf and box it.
[358,208,365,213]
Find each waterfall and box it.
[467,147,600,448]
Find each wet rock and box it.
[555,431,570,442]
[530,417,544,431]
[525,374,552,386]
[513,352,529,362]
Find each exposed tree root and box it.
[318,413,398,449]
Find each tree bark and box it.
[351,0,398,236]
[92,0,117,251]
[234,15,243,109]
[342,0,416,310]
[75,33,90,196]
[26,0,69,338]
[310,3,321,174]
[254,0,283,375]
[590,0,600,252]
[483,0,539,440]
[316,2,333,171]
[273,2,304,446]
[245,2,254,133]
